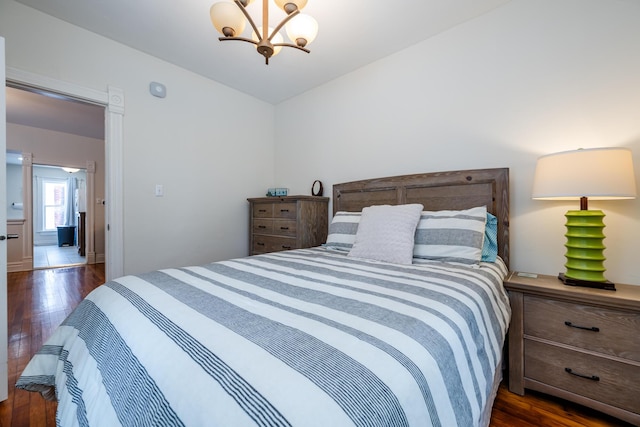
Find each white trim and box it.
[6,67,124,280]
[7,67,108,105]
[86,161,97,265]
[106,86,124,281]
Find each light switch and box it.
[155,184,164,197]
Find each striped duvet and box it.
[17,248,511,427]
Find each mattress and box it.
[17,247,511,427]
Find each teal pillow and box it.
[481,212,498,262]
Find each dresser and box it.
[248,196,329,255]
[504,272,640,425]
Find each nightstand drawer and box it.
[525,339,640,414]
[524,295,640,362]
[252,236,297,254]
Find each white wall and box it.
[1,0,276,275]
[5,164,22,220]
[275,0,640,285]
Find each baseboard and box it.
[7,257,33,273]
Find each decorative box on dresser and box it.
[248,196,329,255]
[504,272,640,425]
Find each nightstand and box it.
[247,196,329,255]
[504,272,640,425]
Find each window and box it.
[43,179,68,231]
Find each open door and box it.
[0,37,10,401]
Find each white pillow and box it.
[413,206,487,264]
[348,204,423,264]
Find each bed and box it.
[17,168,511,427]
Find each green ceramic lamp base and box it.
[562,209,615,290]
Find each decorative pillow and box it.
[324,211,361,251]
[481,212,498,262]
[413,206,487,264]
[348,204,423,264]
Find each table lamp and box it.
[532,147,637,290]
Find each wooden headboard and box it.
[333,168,510,268]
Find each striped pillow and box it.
[324,211,361,251]
[482,212,498,262]
[413,206,487,264]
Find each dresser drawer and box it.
[253,204,274,218]
[524,295,640,362]
[252,218,273,234]
[273,203,297,219]
[252,236,297,254]
[525,339,640,414]
[272,220,297,237]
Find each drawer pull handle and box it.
[564,368,599,382]
[280,209,289,213]
[257,242,265,246]
[258,225,267,229]
[280,227,289,230]
[258,209,267,212]
[282,245,292,249]
[564,321,599,332]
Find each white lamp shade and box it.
[532,147,637,200]
[252,27,284,55]
[274,0,308,12]
[210,2,246,36]
[285,13,318,46]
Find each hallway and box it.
[33,245,85,268]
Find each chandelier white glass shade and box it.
[210,0,318,64]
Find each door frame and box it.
[6,67,124,281]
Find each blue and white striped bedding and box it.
[17,247,511,427]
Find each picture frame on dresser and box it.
[504,272,640,425]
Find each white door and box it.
[0,37,9,401]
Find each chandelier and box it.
[210,0,318,64]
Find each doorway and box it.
[32,164,87,268]
[5,85,105,271]
[6,68,125,281]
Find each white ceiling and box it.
[6,86,105,139]
[6,0,511,146]
[14,0,511,104]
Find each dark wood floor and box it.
[0,264,633,427]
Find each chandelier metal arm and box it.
[272,43,310,54]
[267,9,300,42]
[218,36,258,46]
[233,0,261,41]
